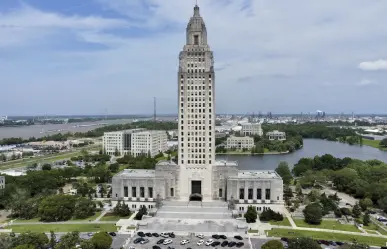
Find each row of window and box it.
[180,91,212,96]
[181,74,211,78]
[183,160,212,164]
[239,206,270,212]
[124,186,153,198]
[181,125,212,131]
[239,188,271,200]
[181,85,211,90]
[183,119,212,124]
[132,204,154,209]
[181,97,212,102]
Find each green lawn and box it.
[365,230,379,235]
[71,211,102,221]
[268,228,387,247]
[363,139,387,151]
[269,217,292,226]
[7,223,117,233]
[294,219,359,232]
[100,213,130,221]
[366,220,387,235]
[13,218,41,223]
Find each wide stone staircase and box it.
[137,200,247,234]
[155,200,232,220]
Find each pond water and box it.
[217,139,387,170]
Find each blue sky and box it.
[1,0,387,115]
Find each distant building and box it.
[267,130,286,141]
[102,129,145,156]
[226,136,255,150]
[131,130,168,157]
[0,176,5,189]
[241,123,263,136]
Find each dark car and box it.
[212,234,220,239]
[233,235,243,240]
[133,238,144,244]
[221,241,228,247]
[153,246,161,249]
[152,233,160,237]
[157,239,165,244]
[219,235,227,240]
[137,232,145,237]
[169,232,175,238]
[212,241,221,247]
[228,242,236,247]
[280,237,288,242]
[236,242,244,248]
[146,233,153,237]
[336,242,344,246]
[108,232,116,236]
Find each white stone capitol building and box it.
[112,5,283,213]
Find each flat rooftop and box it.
[115,169,155,178]
[214,160,238,167]
[236,170,281,179]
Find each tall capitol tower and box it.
[178,4,215,201]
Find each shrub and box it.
[303,203,322,225]
[259,208,284,222]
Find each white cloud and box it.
[358,59,387,71]
[2,0,387,114]
[356,78,378,87]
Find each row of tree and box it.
[0,231,112,249]
[261,238,369,249]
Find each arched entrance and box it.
[189,193,203,201]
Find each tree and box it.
[135,206,148,220]
[1,154,6,162]
[55,231,81,249]
[244,206,258,223]
[39,195,76,221]
[12,232,49,249]
[73,198,96,219]
[275,161,293,185]
[113,201,131,217]
[303,203,322,225]
[42,164,52,171]
[379,138,387,148]
[363,213,371,226]
[352,203,362,218]
[359,198,373,211]
[0,234,12,249]
[287,237,320,249]
[13,245,35,249]
[341,242,370,249]
[90,232,113,249]
[49,231,56,249]
[261,240,284,249]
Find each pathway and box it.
[282,208,297,228]
[95,210,109,221]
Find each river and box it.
[0,119,136,139]
[217,139,387,170]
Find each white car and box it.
[197,240,204,246]
[205,239,213,246]
[160,232,169,238]
[196,234,204,239]
[163,239,173,245]
[181,239,190,245]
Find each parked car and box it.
[181,240,190,245]
[236,242,244,248]
[157,239,165,244]
[206,239,214,246]
[196,234,204,239]
[221,241,228,247]
[219,235,227,240]
[211,241,221,247]
[108,232,116,236]
[169,232,175,238]
[133,238,144,244]
[153,246,161,249]
[129,247,135,249]
[160,232,169,238]
[152,233,160,237]
[163,239,173,245]
[228,242,236,247]
[146,233,153,237]
[234,235,243,240]
[197,240,205,246]
[212,235,220,239]
[137,232,145,237]
[140,239,149,244]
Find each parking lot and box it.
[128,233,250,249]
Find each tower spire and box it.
[193,2,200,17]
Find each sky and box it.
[0,0,387,116]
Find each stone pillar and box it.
[253,182,257,200]
[244,181,248,201]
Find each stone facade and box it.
[111,5,284,213]
[267,130,286,141]
[226,136,255,150]
[241,123,263,136]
